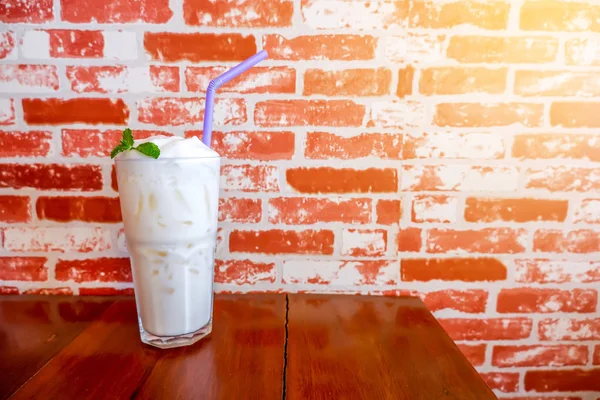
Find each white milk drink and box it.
[115,135,220,348]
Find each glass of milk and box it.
[115,136,220,348]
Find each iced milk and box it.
[115,136,220,348]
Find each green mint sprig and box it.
[110,128,160,159]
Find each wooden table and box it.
[0,294,496,399]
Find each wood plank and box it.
[134,294,286,400]
[10,299,162,400]
[0,295,114,400]
[286,294,496,400]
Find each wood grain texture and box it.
[9,300,162,400]
[285,294,496,400]
[4,294,493,399]
[134,294,286,400]
[0,296,114,400]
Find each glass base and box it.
[139,320,212,349]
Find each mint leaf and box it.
[134,142,160,159]
[122,128,134,147]
[110,143,129,159]
[109,129,160,159]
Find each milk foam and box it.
[116,135,219,160]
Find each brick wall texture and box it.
[1,0,600,396]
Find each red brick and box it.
[4,227,111,252]
[513,133,600,161]
[447,36,558,63]
[36,196,121,223]
[376,199,401,225]
[410,0,510,29]
[551,102,600,127]
[439,318,532,340]
[420,67,506,95]
[185,130,294,160]
[516,70,600,97]
[0,196,30,223]
[62,129,168,157]
[24,288,73,295]
[283,260,398,286]
[304,68,391,96]
[412,195,457,223]
[0,65,58,92]
[0,131,52,157]
[396,65,414,98]
[0,0,53,22]
[23,98,128,125]
[404,132,505,160]
[341,229,387,257]
[287,167,397,194]
[367,100,424,128]
[144,32,256,62]
[539,318,600,340]
[305,132,402,160]
[525,167,600,192]
[111,165,117,192]
[566,38,600,65]
[0,32,16,59]
[402,165,519,192]
[255,100,364,127]
[49,30,103,58]
[67,66,179,93]
[56,258,131,283]
[62,0,172,23]
[0,287,19,295]
[423,290,488,314]
[263,34,376,60]
[481,372,519,393]
[402,258,507,282]
[0,99,15,125]
[515,259,600,284]
[80,288,134,296]
[457,344,486,367]
[214,259,276,285]
[219,198,261,223]
[465,198,568,223]
[493,345,589,367]
[595,345,600,364]
[268,197,371,224]
[427,228,527,254]
[394,32,449,63]
[221,165,279,192]
[229,229,334,255]
[138,97,246,126]
[397,227,422,252]
[185,0,292,27]
[525,369,600,392]
[575,199,600,223]
[521,0,600,32]
[434,103,543,127]
[0,257,47,281]
[0,164,102,191]
[185,66,295,94]
[498,288,597,313]
[300,0,409,30]
[534,229,600,253]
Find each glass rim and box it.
[114,155,220,163]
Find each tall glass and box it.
[115,155,220,349]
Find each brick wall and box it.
[1,0,600,396]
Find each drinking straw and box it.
[202,50,269,147]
